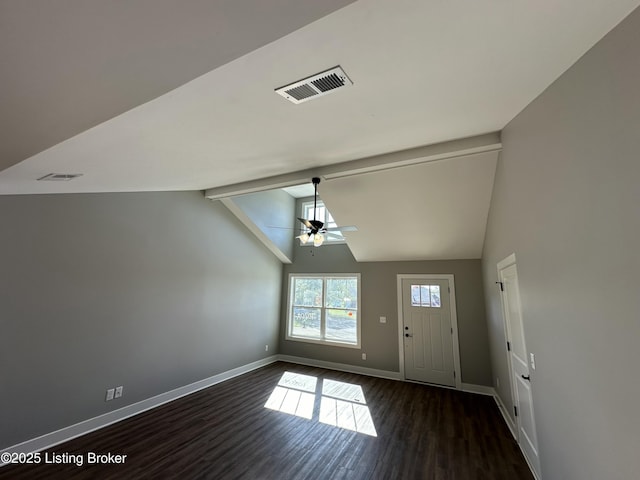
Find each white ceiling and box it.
[1,0,638,260]
[321,152,498,261]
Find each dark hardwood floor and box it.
[0,362,533,479]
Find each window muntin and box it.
[410,284,441,307]
[287,274,360,347]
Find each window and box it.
[411,284,441,307]
[301,199,344,243]
[287,274,360,348]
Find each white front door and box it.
[498,256,541,478]
[400,277,456,387]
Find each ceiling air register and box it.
[275,66,353,104]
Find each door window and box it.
[410,284,441,307]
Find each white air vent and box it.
[275,66,353,104]
[37,173,83,181]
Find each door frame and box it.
[497,253,541,479]
[497,253,519,434]
[397,274,462,389]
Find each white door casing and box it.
[497,254,541,479]
[397,274,461,389]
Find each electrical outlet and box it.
[114,386,123,399]
[105,388,115,402]
[265,345,269,352]
[362,353,367,360]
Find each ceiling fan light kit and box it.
[293,177,357,248]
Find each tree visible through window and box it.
[287,274,360,347]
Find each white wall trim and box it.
[461,383,496,396]
[3,354,527,476]
[277,354,402,381]
[280,354,530,475]
[494,391,517,440]
[1,355,279,462]
[396,274,462,389]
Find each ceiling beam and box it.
[204,132,501,200]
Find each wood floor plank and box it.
[0,362,534,479]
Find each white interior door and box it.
[401,277,456,387]
[499,257,541,478]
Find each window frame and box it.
[286,273,361,349]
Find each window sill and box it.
[285,335,361,349]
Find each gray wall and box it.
[226,189,296,262]
[0,191,282,449]
[481,7,640,480]
[281,242,492,386]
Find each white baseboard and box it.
[1,355,279,462]
[3,354,528,477]
[492,394,541,479]
[461,383,496,396]
[277,354,402,381]
[493,392,517,440]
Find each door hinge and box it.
[507,341,511,351]
[450,327,453,335]
[514,405,518,417]
[496,281,504,291]
[453,371,456,378]
[448,286,450,293]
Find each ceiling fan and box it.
[295,177,357,247]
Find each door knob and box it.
[405,333,413,337]
[521,374,530,381]
[404,326,409,330]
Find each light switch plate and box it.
[105,388,115,402]
[530,353,536,370]
[380,316,386,323]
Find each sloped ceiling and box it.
[0,0,356,173]
[320,151,499,261]
[1,0,639,261]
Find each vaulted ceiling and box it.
[2,0,638,260]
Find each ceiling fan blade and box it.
[297,217,313,229]
[267,225,296,230]
[324,225,358,232]
[324,232,345,239]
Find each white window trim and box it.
[286,273,361,349]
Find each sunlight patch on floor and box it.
[264,372,377,436]
[319,379,377,437]
[264,372,317,419]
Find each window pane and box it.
[293,278,322,307]
[430,285,441,307]
[326,278,358,309]
[326,211,337,228]
[420,285,431,306]
[411,285,421,306]
[291,307,321,338]
[318,206,326,223]
[326,309,357,343]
